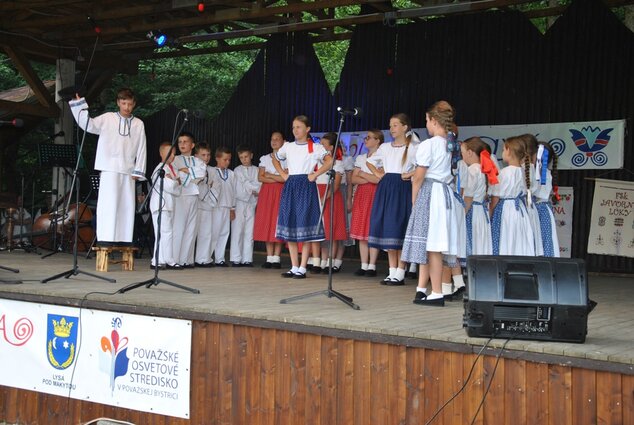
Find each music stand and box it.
[280,112,360,310]
[118,112,199,295]
[38,143,77,258]
[85,174,100,258]
[41,113,115,284]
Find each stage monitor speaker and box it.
[463,256,594,343]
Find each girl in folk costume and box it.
[254,131,286,269]
[490,136,536,256]
[350,130,383,277]
[367,113,414,285]
[315,132,348,272]
[273,116,333,279]
[401,101,462,307]
[460,137,498,256]
[534,141,561,257]
[520,133,544,256]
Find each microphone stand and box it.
[118,113,199,294]
[41,112,115,284]
[280,112,360,310]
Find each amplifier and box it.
[463,256,593,343]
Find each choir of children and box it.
[145,104,560,308]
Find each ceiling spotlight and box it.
[146,30,167,47]
[197,1,205,13]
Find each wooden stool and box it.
[92,246,139,272]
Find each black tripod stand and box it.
[118,111,199,294]
[280,112,360,310]
[41,112,115,284]
[0,265,21,284]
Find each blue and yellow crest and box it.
[46,314,78,370]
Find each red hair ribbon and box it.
[335,146,343,161]
[553,185,561,201]
[480,151,499,185]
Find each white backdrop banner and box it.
[587,179,634,258]
[552,187,574,258]
[0,299,191,419]
[315,119,625,170]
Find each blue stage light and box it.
[156,34,167,46]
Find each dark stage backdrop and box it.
[144,0,634,273]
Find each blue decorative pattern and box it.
[536,201,556,257]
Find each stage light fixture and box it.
[147,30,167,47]
[197,1,205,13]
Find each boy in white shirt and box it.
[194,143,218,267]
[209,146,236,266]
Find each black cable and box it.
[63,289,121,425]
[424,337,493,425]
[469,337,513,425]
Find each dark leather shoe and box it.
[195,262,213,268]
[312,267,322,274]
[282,270,295,278]
[365,269,377,277]
[385,278,405,286]
[412,291,427,303]
[353,268,366,276]
[292,272,306,279]
[406,271,417,279]
[231,262,242,267]
[445,286,466,301]
[261,262,272,269]
[414,296,445,307]
[166,264,183,270]
[150,264,166,270]
[271,262,281,269]
[216,261,228,267]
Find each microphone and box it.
[182,109,205,119]
[337,106,362,117]
[0,118,25,127]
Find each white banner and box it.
[552,187,574,258]
[315,119,625,170]
[0,299,191,419]
[587,179,634,258]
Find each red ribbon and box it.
[480,151,499,185]
[553,185,561,201]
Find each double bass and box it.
[32,203,94,252]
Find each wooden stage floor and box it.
[1,250,633,373]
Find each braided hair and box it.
[504,136,531,193]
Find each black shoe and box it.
[150,264,166,270]
[216,261,228,267]
[231,262,242,267]
[365,269,377,277]
[306,264,314,271]
[182,263,195,269]
[385,278,405,286]
[293,272,306,279]
[406,271,417,279]
[380,277,391,285]
[331,266,341,273]
[271,262,281,269]
[242,262,253,267]
[445,286,466,301]
[261,262,272,269]
[353,268,366,276]
[312,267,322,274]
[166,264,183,270]
[282,270,295,278]
[195,262,213,268]
[414,296,445,307]
[413,291,427,303]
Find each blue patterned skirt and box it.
[368,173,412,250]
[535,201,559,257]
[276,175,325,242]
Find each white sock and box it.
[334,259,343,268]
[428,291,444,300]
[266,256,273,263]
[321,259,328,268]
[290,266,299,273]
[387,267,396,279]
[409,263,417,273]
[442,282,454,295]
[361,263,369,270]
[394,268,406,281]
[272,255,281,264]
[312,257,321,267]
[298,266,307,274]
[367,264,376,271]
[416,287,427,294]
[452,274,465,288]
